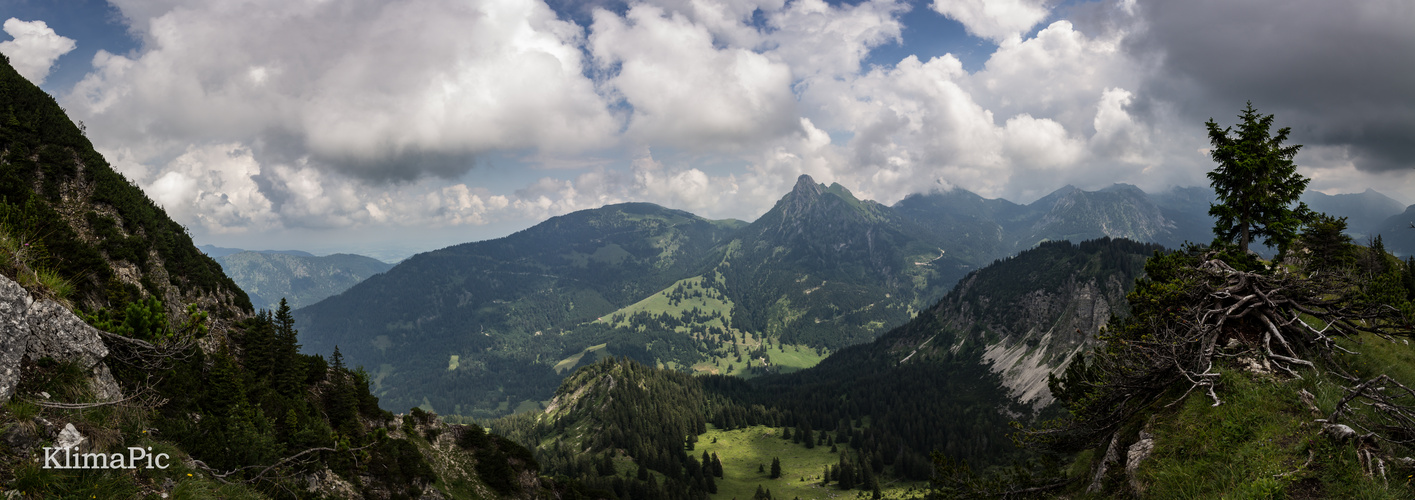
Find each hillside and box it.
[939,240,1415,498]
[0,57,249,330]
[214,251,394,310]
[0,54,558,499]
[1303,188,1406,237]
[295,202,746,416]
[1373,206,1415,256]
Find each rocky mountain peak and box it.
[791,174,823,198]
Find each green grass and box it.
[1127,363,1415,500]
[695,342,831,377]
[0,226,73,302]
[599,275,735,331]
[696,425,927,500]
[554,343,612,374]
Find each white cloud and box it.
[142,144,276,234]
[928,0,1051,42]
[966,20,1133,132]
[0,18,76,85]
[766,0,907,79]
[590,4,800,149]
[69,0,617,181]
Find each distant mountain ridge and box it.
[1304,189,1406,238]
[199,244,318,259]
[212,251,395,311]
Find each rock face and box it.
[0,273,122,405]
[1126,429,1155,494]
[0,275,34,402]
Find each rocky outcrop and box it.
[0,274,32,403]
[1126,428,1156,495]
[958,276,1127,407]
[0,273,122,405]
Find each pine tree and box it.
[1205,101,1311,254]
[770,457,782,479]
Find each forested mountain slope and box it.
[0,54,555,499]
[295,202,745,415]
[0,57,249,330]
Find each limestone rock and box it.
[0,274,33,403]
[26,299,109,368]
[90,363,124,402]
[56,423,85,451]
[1126,429,1155,495]
[0,273,124,405]
[1088,433,1123,493]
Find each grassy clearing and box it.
[591,273,833,377]
[696,425,927,500]
[554,343,613,374]
[693,341,830,377]
[600,275,735,331]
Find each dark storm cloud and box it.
[1128,0,1415,171]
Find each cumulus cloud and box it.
[0,18,76,85]
[928,0,1051,42]
[70,0,617,181]
[766,0,907,79]
[590,4,800,149]
[966,20,1131,131]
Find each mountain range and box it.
[293,173,1410,418]
[207,248,394,311]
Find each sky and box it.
[2,0,1413,262]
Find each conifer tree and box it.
[273,298,305,395]
[1300,213,1354,271]
[770,457,782,479]
[1205,102,1311,254]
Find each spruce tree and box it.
[1205,101,1311,254]
[1300,213,1353,271]
[273,298,304,396]
[770,457,782,478]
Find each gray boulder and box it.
[0,275,33,403]
[0,273,123,405]
[26,299,109,367]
